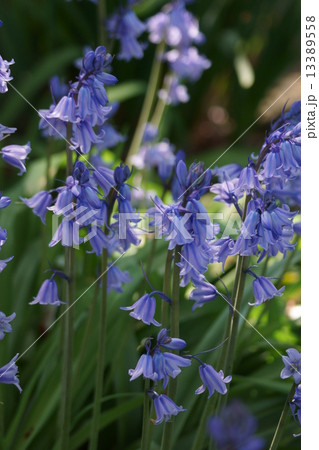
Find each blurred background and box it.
[0,0,301,449]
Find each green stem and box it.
[97,0,107,47]
[141,379,151,450]
[58,135,75,450]
[160,247,181,450]
[89,247,108,450]
[269,383,296,450]
[126,41,165,163]
[161,249,173,329]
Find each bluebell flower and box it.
[153,348,191,388]
[0,193,11,209]
[30,277,65,306]
[178,241,211,286]
[93,166,115,197]
[39,105,67,139]
[212,163,242,181]
[150,392,185,425]
[209,237,235,272]
[49,75,68,104]
[70,120,104,154]
[0,55,14,93]
[0,256,14,273]
[107,8,146,61]
[208,400,265,450]
[166,47,211,82]
[0,311,16,340]
[210,178,240,206]
[87,227,109,256]
[49,219,81,248]
[96,124,126,150]
[107,265,131,293]
[158,74,189,106]
[128,352,157,381]
[1,142,31,175]
[121,293,161,326]
[271,100,301,132]
[195,363,231,398]
[0,226,7,247]
[48,95,78,123]
[174,160,211,200]
[0,354,22,392]
[0,124,16,140]
[157,328,187,350]
[290,384,301,427]
[280,348,301,384]
[189,280,218,311]
[235,165,263,195]
[21,190,53,224]
[249,274,285,306]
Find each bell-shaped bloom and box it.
[0,311,16,340]
[189,280,218,311]
[30,277,65,306]
[1,142,31,175]
[0,55,14,93]
[0,124,16,140]
[107,265,131,293]
[208,400,265,450]
[280,348,301,384]
[166,47,211,82]
[153,349,191,388]
[0,353,22,392]
[195,363,231,398]
[128,353,157,382]
[235,166,263,195]
[157,328,186,350]
[70,120,103,154]
[48,95,78,123]
[0,256,14,273]
[121,293,161,326]
[152,393,185,425]
[290,384,301,426]
[249,275,285,306]
[0,226,7,247]
[0,193,11,209]
[210,237,235,272]
[21,190,53,224]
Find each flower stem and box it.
[126,41,165,163]
[160,246,181,450]
[162,249,173,329]
[58,134,75,450]
[89,246,108,450]
[140,379,151,450]
[269,383,296,450]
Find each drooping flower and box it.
[0,192,11,209]
[0,353,22,392]
[248,273,285,306]
[0,55,14,93]
[107,265,132,293]
[0,124,16,140]
[207,400,265,450]
[0,311,16,340]
[121,293,161,326]
[290,384,301,427]
[153,348,191,388]
[189,279,218,311]
[165,47,211,82]
[128,352,157,382]
[30,277,65,306]
[1,142,31,175]
[156,328,187,350]
[195,363,231,398]
[21,190,53,225]
[150,391,185,425]
[280,348,301,384]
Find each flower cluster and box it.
[207,400,265,450]
[39,46,117,154]
[280,348,301,434]
[148,0,211,104]
[127,328,231,424]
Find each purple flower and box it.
[248,274,285,306]
[189,280,218,311]
[208,400,265,450]
[96,124,126,150]
[0,124,16,140]
[128,353,157,381]
[0,354,22,392]
[153,349,191,388]
[0,311,16,340]
[1,142,31,175]
[0,226,7,247]
[107,9,146,61]
[151,392,185,425]
[211,178,240,206]
[235,165,263,195]
[121,293,161,326]
[30,277,65,306]
[107,265,131,293]
[290,384,301,427]
[178,241,211,286]
[195,364,231,398]
[0,256,14,273]
[158,75,189,106]
[48,96,78,123]
[157,328,187,350]
[21,190,53,224]
[280,348,301,384]
[166,47,211,82]
[0,193,11,209]
[0,55,14,93]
